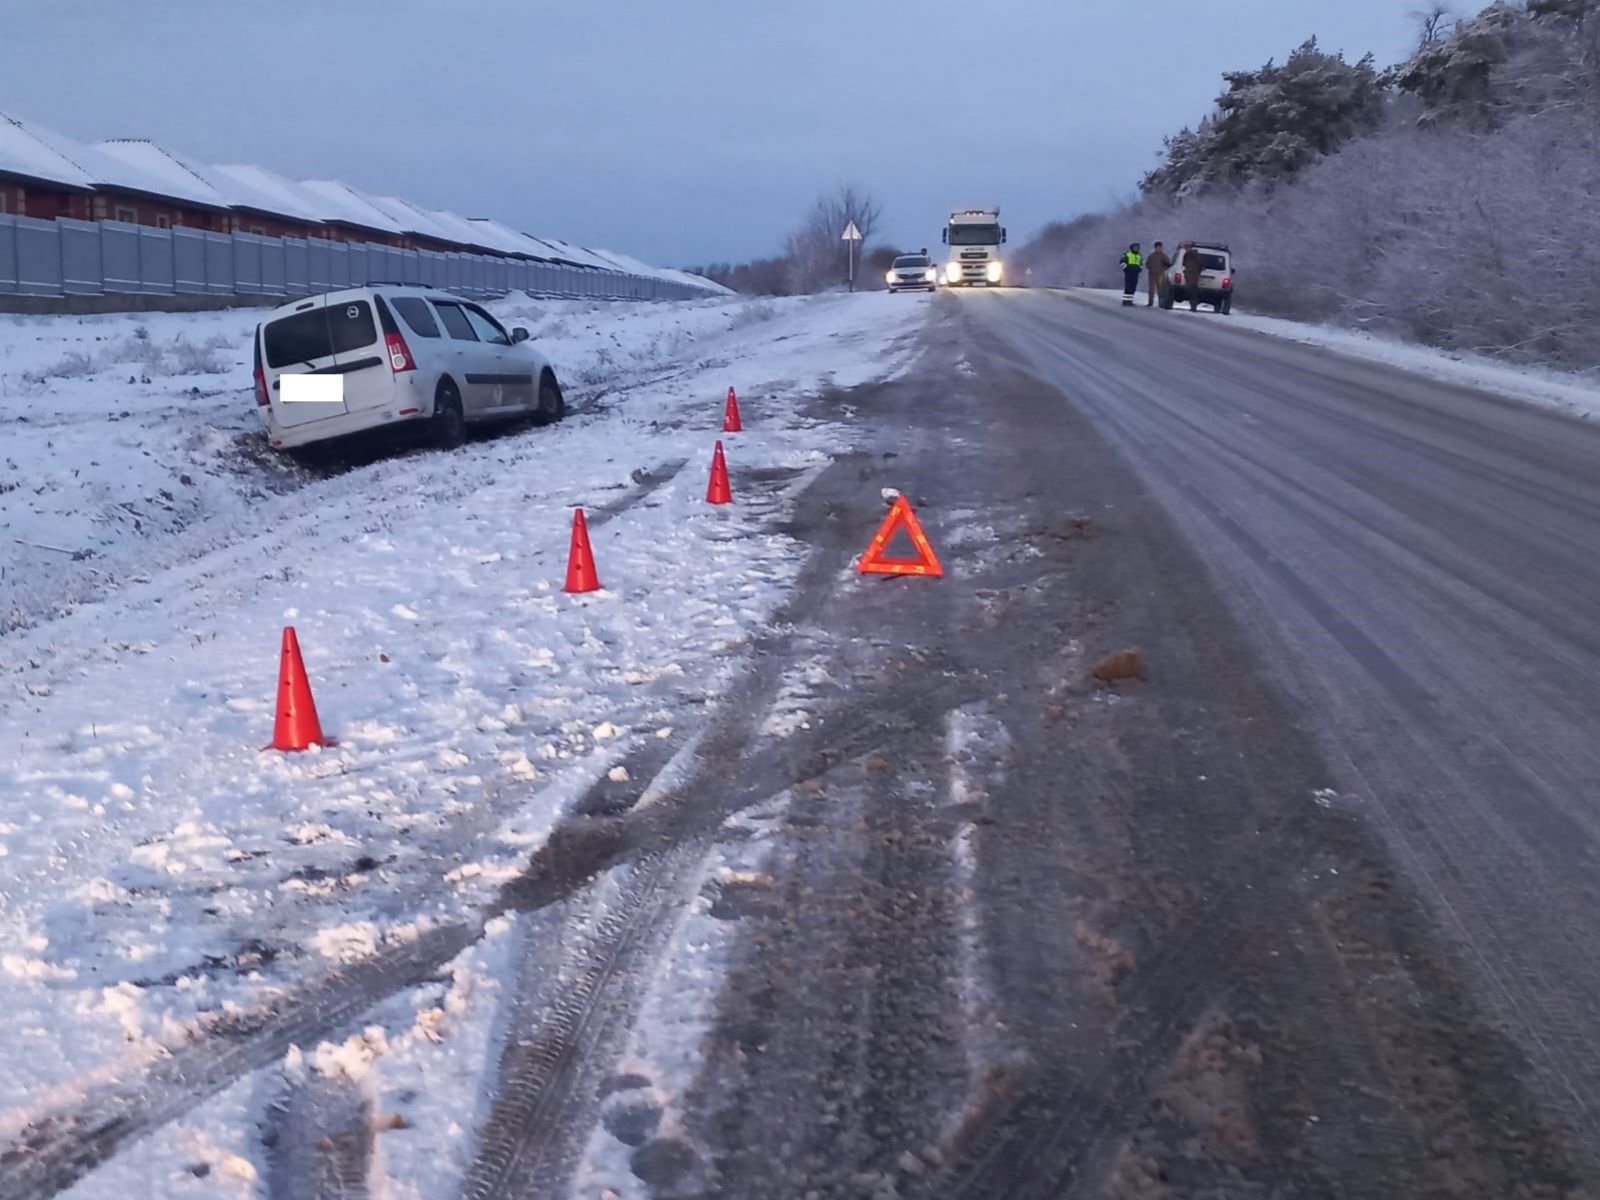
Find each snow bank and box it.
[0,290,931,1149]
[1079,286,1600,420]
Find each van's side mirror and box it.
[1001,228,1008,244]
[511,327,529,343]
[941,229,948,244]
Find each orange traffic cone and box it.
[564,507,601,593]
[722,386,743,433]
[706,440,732,505]
[270,626,333,751]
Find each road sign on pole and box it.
[842,220,863,293]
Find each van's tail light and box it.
[1221,276,1232,289]
[374,294,416,372]
[253,363,270,407]
[385,330,416,373]
[1173,272,1183,285]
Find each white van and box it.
[252,286,564,452]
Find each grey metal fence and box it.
[0,214,716,304]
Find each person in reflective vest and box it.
[1120,244,1143,306]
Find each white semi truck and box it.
[941,206,1007,287]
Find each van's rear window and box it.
[391,298,441,338]
[1200,254,1227,271]
[263,301,376,368]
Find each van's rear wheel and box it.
[430,379,465,449]
[536,371,565,425]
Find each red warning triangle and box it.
[859,496,944,577]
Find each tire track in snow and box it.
[0,459,716,1200]
[0,450,949,1199]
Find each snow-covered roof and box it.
[409,208,489,251]
[94,140,241,211]
[88,138,226,209]
[665,268,733,294]
[0,110,99,189]
[0,112,214,206]
[362,195,460,244]
[589,247,677,282]
[298,179,405,236]
[465,217,558,259]
[4,107,715,291]
[513,235,595,268]
[212,164,330,225]
[531,237,618,272]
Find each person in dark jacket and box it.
[1181,243,1204,311]
[1144,241,1171,307]
[1120,243,1142,307]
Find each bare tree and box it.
[783,184,886,293]
[1412,4,1455,48]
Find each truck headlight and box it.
[986,261,1003,283]
[945,262,961,283]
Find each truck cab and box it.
[942,207,1007,287]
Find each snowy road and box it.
[5,285,1600,1197]
[959,288,1600,1191]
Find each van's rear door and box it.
[263,296,390,429]
[330,297,395,413]
[264,296,347,430]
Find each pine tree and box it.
[1141,39,1387,198]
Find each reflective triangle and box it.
[859,496,944,578]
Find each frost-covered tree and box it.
[1393,0,1600,125]
[1141,39,1387,198]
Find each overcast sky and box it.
[1,0,1419,267]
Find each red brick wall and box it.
[229,212,321,239]
[324,224,406,248]
[90,191,227,231]
[0,185,456,254]
[15,185,92,220]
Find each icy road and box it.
[4,286,1600,1197]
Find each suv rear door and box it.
[1195,250,1228,291]
[261,295,389,429]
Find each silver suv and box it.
[252,285,564,452]
[1162,244,1234,314]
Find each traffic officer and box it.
[1120,243,1143,306]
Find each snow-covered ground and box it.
[1082,286,1600,420]
[0,289,930,1189]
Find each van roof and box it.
[265,284,460,315]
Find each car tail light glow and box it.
[253,363,270,407]
[385,330,416,372]
[1173,272,1183,284]
[1222,276,1232,288]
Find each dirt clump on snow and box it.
[1092,648,1144,684]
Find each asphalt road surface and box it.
[460,289,1600,1199]
[10,289,1600,1199]
[471,289,1600,1200]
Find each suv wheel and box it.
[1220,296,1233,315]
[430,378,465,449]
[536,371,565,425]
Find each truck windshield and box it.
[948,224,1001,245]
